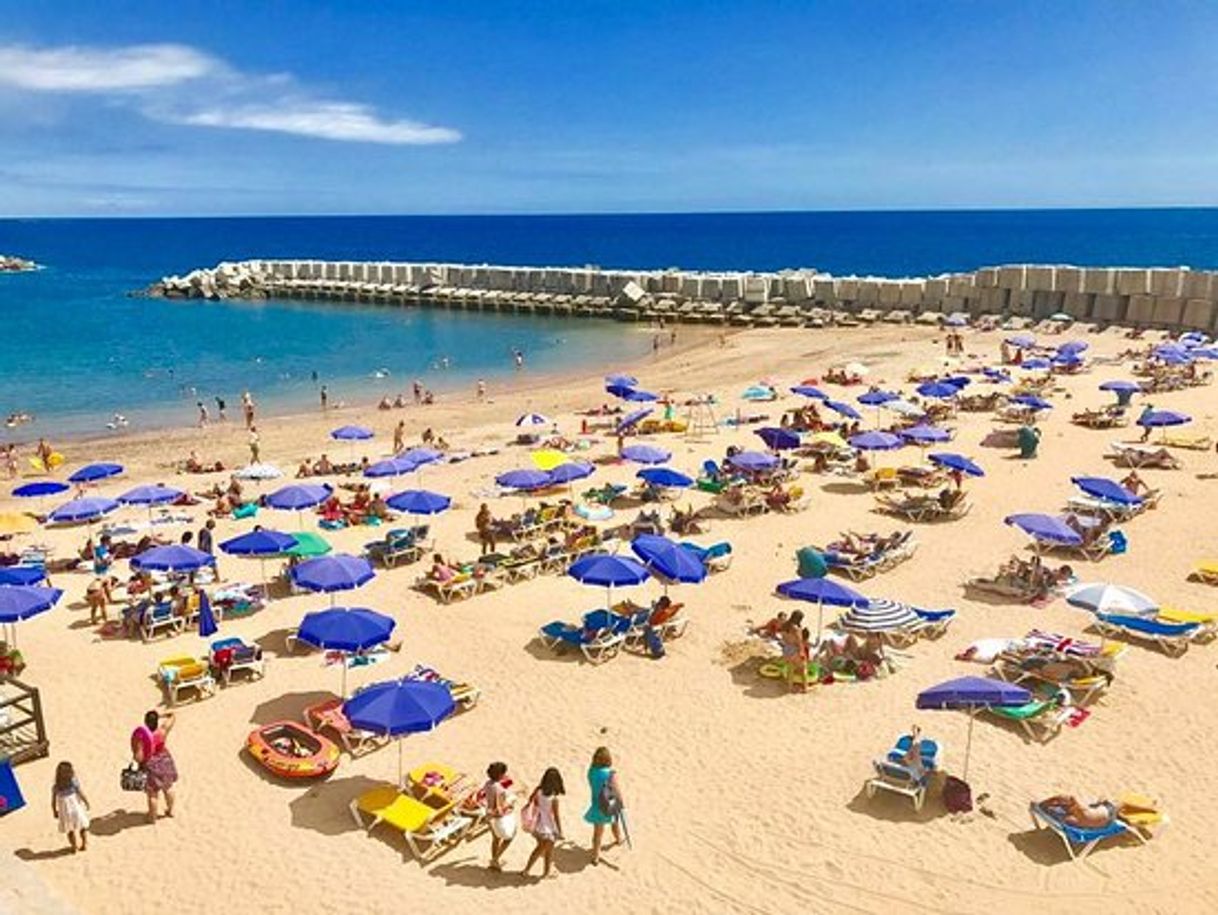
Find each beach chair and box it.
[157,656,216,706]
[911,607,956,640]
[1106,443,1182,469]
[985,691,1075,742]
[864,467,900,491]
[364,529,425,568]
[1091,612,1199,656]
[304,697,388,755]
[538,610,629,664]
[209,637,265,684]
[864,734,940,811]
[873,494,936,522]
[679,541,733,573]
[1028,801,1141,862]
[404,664,481,711]
[1155,607,1218,642]
[140,602,185,641]
[1161,433,1212,451]
[715,489,766,517]
[349,784,473,862]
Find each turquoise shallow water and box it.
[3,209,1217,439]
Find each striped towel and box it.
[1024,629,1101,657]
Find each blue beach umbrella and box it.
[1098,380,1140,393]
[776,576,867,643]
[1011,394,1053,411]
[928,452,984,477]
[0,585,63,647]
[365,456,417,478]
[548,462,595,485]
[131,544,215,573]
[0,567,46,586]
[1006,333,1036,349]
[12,481,68,499]
[496,468,552,491]
[330,425,374,441]
[67,463,123,484]
[1071,476,1141,506]
[943,314,967,327]
[755,427,801,451]
[343,678,456,784]
[607,384,656,402]
[568,553,650,588]
[1057,341,1089,356]
[1004,513,1082,546]
[916,676,1032,780]
[942,376,971,389]
[515,413,549,428]
[117,484,183,507]
[267,483,332,511]
[1137,409,1190,428]
[728,451,780,473]
[220,529,296,556]
[299,606,395,696]
[386,489,451,515]
[916,381,960,400]
[823,400,862,421]
[983,367,1011,383]
[637,467,694,489]
[1021,357,1052,371]
[291,554,375,606]
[849,431,903,451]
[621,388,659,402]
[621,444,671,465]
[631,534,707,586]
[398,447,443,468]
[790,385,829,400]
[900,425,951,445]
[47,497,119,525]
[857,390,899,406]
[616,408,653,432]
[605,373,639,388]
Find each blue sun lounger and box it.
[1029,802,1137,861]
[865,733,941,811]
[1092,612,1200,657]
[679,541,733,572]
[539,610,631,664]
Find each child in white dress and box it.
[52,761,91,853]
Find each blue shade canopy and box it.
[1057,341,1089,356]
[1004,513,1083,545]
[1071,476,1141,506]
[900,425,951,444]
[330,424,374,441]
[1011,394,1053,410]
[47,497,119,523]
[12,481,69,498]
[67,462,123,483]
[1006,333,1036,349]
[630,534,707,584]
[386,489,451,515]
[1065,582,1157,616]
[727,450,780,472]
[616,408,653,432]
[567,553,650,587]
[928,452,984,477]
[131,544,215,572]
[857,389,899,406]
[607,384,657,402]
[790,385,828,400]
[943,314,967,327]
[775,577,867,606]
[916,381,959,399]
[342,679,455,736]
[496,468,552,490]
[298,607,395,652]
[605,373,639,388]
[755,427,801,451]
[548,462,595,484]
[266,483,332,510]
[291,554,375,592]
[637,467,694,488]
[515,412,549,427]
[219,529,297,556]
[1021,357,1052,370]
[0,586,63,623]
[398,447,443,467]
[117,484,184,506]
[1137,409,1190,428]
[916,676,1031,710]
[364,456,417,478]
[1098,380,1140,393]
[621,444,671,465]
[1052,353,1083,366]
[849,431,903,451]
[0,567,46,586]
[823,400,862,420]
[982,367,1011,383]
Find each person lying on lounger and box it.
[1039,795,1115,828]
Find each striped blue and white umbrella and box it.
[516,413,550,427]
[838,598,920,632]
[1065,582,1157,617]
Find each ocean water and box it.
[2,209,1218,439]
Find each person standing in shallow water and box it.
[320,385,328,411]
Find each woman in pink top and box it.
[523,767,565,879]
[131,709,178,822]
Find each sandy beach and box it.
[3,322,1217,915]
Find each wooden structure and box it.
[0,677,49,765]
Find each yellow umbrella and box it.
[0,512,37,535]
[809,431,848,449]
[530,449,568,471]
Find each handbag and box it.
[520,791,540,834]
[120,763,147,793]
[598,775,622,818]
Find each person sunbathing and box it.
[751,611,788,639]
[428,553,457,583]
[314,454,335,475]
[295,461,312,478]
[1039,795,1115,829]
[765,484,791,510]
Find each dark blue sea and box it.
[2,209,1217,438]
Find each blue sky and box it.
[2,1,1217,215]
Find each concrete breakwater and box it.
[146,259,1218,331]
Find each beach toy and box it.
[246,721,340,779]
[28,452,65,473]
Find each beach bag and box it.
[943,775,972,814]
[120,763,147,793]
[520,791,540,834]
[644,626,665,660]
[598,776,622,819]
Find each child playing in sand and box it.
[52,761,91,853]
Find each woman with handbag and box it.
[131,710,178,823]
[521,767,565,879]
[584,746,623,866]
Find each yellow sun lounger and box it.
[349,784,473,862]
[1189,560,1218,585]
[1161,434,1212,451]
[1157,607,1218,641]
[156,656,216,706]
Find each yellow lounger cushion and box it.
[1158,607,1217,625]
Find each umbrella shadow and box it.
[844,783,949,824]
[256,627,302,658]
[288,774,384,837]
[1006,822,1138,870]
[726,655,794,699]
[819,481,869,496]
[88,808,149,837]
[249,689,337,725]
[522,637,587,665]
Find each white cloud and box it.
[0,41,459,145]
[177,101,461,144]
[0,43,216,91]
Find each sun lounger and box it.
[864,467,900,491]
[404,664,481,710]
[209,637,265,684]
[1065,494,1147,523]
[1091,612,1199,656]
[304,697,388,755]
[1161,433,1212,451]
[715,490,767,517]
[679,541,733,572]
[538,610,630,664]
[1188,559,1218,585]
[1029,801,1141,862]
[1071,409,1128,429]
[912,607,955,639]
[984,689,1074,742]
[864,733,940,811]
[1154,607,1217,642]
[875,494,970,523]
[1106,442,1182,469]
[349,784,473,862]
[364,527,428,567]
[140,602,186,641]
[157,656,216,706]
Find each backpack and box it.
[598,776,622,818]
[644,625,666,660]
[943,775,973,814]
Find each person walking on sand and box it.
[522,767,565,879]
[132,709,178,822]
[483,761,518,871]
[248,426,261,464]
[196,401,209,427]
[242,390,256,429]
[51,761,91,853]
[585,746,624,865]
[393,419,406,454]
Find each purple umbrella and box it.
[616,408,653,432]
[1006,333,1036,349]
[823,400,862,421]
[330,425,374,441]
[849,431,903,451]
[0,585,63,647]
[916,381,959,400]
[12,481,69,499]
[1021,358,1052,370]
[727,451,779,473]
[900,425,951,445]
[928,452,984,477]
[1137,409,1190,428]
[47,497,119,525]
[398,447,444,467]
[364,456,417,478]
[1098,380,1140,393]
[1011,394,1053,411]
[621,444,671,465]
[776,576,867,643]
[755,427,801,451]
[857,390,899,406]
[637,467,693,488]
[1071,476,1141,506]
[1004,513,1082,546]
[790,385,829,400]
[916,676,1032,780]
[131,544,215,573]
[496,468,553,491]
[67,463,124,484]
[548,462,595,485]
[266,483,332,511]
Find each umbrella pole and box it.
[341,653,347,699]
[963,709,975,783]
[397,737,404,789]
[815,595,824,645]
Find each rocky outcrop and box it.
[146,260,269,299]
[0,254,38,272]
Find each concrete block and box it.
[1149,268,1183,298]
[1055,266,1083,294]
[923,278,949,302]
[878,282,901,306]
[1082,268,1115,295]
[742,276,769,305]
[1025,266,1055,292]
[947,275,975,297]
[661,273,681,295]
[1115,269,1150,296]
[981,287,1009,312]
[996,265,1026,289]
[856,281,880,305]
[681,276,700,299]
[1125,294,1154,324]
[721,277,742,299]
[837,279,859,301]
[1090,294,1122,321]
[813,279,837,303]
[975,267,999,288]
[1181,299,1215,330]
[703,277,724,300]
[783,276,810,302]
[898,280,924,306]
[1032,290,1065,317]
[618,280,646,305]
[1150,296,1184,326]
[1181,271,1214,300]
